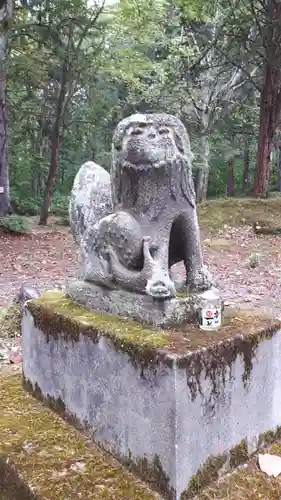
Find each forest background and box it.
[0,0,280,226]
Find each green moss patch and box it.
[0,371,160,500]
[27,292,281,355]
[182,455,227,499]
[194,440,281,500]
[182,439,250,499]
[0,302,21,337]
[187,428,281,499]
[27,291,170,368]
[195,468,281,499]
[198,196,281,231]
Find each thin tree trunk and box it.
[227,157,235,196]
[0,0,13,216]
[39,134,60,224]
[39,65,67,225]
[0,76,11,215]
[242,147,250,194]
[196,134,210,202]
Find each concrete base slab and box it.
[21,292,281,500]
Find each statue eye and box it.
[131,128,143,136]
[158,127,169,135]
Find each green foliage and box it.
[0,215,31,234]
[4,0,280,213]
[49,195,70,217]
[11,192,41,216]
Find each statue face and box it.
[112,113,187,169]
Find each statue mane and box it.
[111,113,196,219]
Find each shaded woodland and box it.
[0,0,280,224]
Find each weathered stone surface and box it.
[66,279,196,327]
[0,371,160,500]
[16,283,40,307]
[21,293,281,499]
[69,114,212,304]
[69,160,112,245]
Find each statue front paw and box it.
[188,267,212,292]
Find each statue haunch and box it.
[69,113,211,299]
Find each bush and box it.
[50,195,70,217]
[0,215,31,234]
[11,193,41,216]
[56,216,70,227]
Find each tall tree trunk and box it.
[39,66,67,225]
[227,157,235,196]
[0,0,13,216]
[242,147,250,194]
[253,0,281,197]
[196,134,210,202]
[253,75,275,197]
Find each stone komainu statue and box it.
[69,113,210,299]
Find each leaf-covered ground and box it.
[1,202,281,315]
[0,217,78,308]
[1,201,281,361]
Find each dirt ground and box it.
[0,217,78,307]
[0,209,280,317]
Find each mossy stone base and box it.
[66,278,196,327]
[0,371,160,500]
[21,291,281,499]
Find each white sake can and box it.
[198,288,222,331]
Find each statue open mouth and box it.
[145,279,175,299]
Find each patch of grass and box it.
[56,216,70,227]
[195,468,281,499]
[194,431,281,499]
[0,215,31,235]
[198,197,281,231]
[203,238,232,250]
[247,251,261,269]
[0,373,160,500]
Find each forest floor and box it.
[1,197,281,498]
[2,198,280,311]
[1,197,281,361]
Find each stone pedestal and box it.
[22,291,281,500]
[66,279,196,327]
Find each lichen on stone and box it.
[0,371,160,500]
